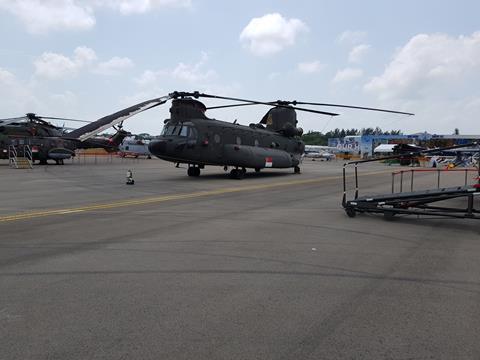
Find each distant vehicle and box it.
[304,145,337,160]
[118,137,152,158]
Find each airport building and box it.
[328,133,480,158]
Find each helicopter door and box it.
[210,128,225,161]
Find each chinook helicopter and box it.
[73,91,413,179]
[0,113,129,164]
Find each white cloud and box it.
[94,0,192,14]
[172,52,215,82]
[134,69,167,87]
[95,57,134,75]
[297,60,324,74]
[0,67,17,85]
[49,90,78,108]
[0,0,191,34]
[239,13,308,56]
[34,46,97,79]
[34,53,81,79]
[0,68,42,112]
[34,46,135,79]
[365,32,480,100]
[337,30,367,45]
[348,44,370,63]
[333,68,363,83]
[135,52,216,86]
[74,46,98,65]
[268,72,280,80]
[0,0,95,34]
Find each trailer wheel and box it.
[345,207,356,218]
[384,211,396,220]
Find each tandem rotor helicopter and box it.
[66,90,413,179]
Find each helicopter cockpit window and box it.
[180,126,189,137]
[161,124,192,137]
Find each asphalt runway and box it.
[1,158,479,359]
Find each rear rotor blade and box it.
[291,101,414,116]
[207,97,414,116]
[199,94,338,116]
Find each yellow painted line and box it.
[0,169,391,223]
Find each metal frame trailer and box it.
[342,143,480,220]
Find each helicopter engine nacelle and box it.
[170,98,207,120]
[281,123,296,137]
[279,123,303,137]
[261,106,303,137]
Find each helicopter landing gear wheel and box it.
[187,166,200,177]
[345,207,356,218]
[294,166,301,174]
[55,159,64,165]
[230,168,245,179]
[39,158,48,165]
[255,168,260,173]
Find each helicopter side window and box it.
[162,125,177,136]
[180,126,189,137]
[188,127,197,139]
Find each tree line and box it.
[302,127,403,145]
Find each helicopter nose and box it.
[148,140,167,155]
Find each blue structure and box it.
[328,133,480,158]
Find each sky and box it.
[1,0,480,135]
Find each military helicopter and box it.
[76,91,413,179]
[0,113,129,164]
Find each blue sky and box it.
[1,0,480,135]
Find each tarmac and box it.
[1,157,479,360]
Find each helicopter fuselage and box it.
[149,117,305,172]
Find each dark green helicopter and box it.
[77,91,413,179]
[0,113,129,164]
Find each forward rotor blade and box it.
[292,101,414,116]
[41,116,92,123]
[66,95,171,141]
[199,94,338,116]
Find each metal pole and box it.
[392,173,395,193]
[437,169,441,188]
[400,171,403,193]
[354,163,359,199]
[478,149,480,186]
[410,169,414,192]
[465,169,468,186]
[467,194,473,216]
[342,165,347,206]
